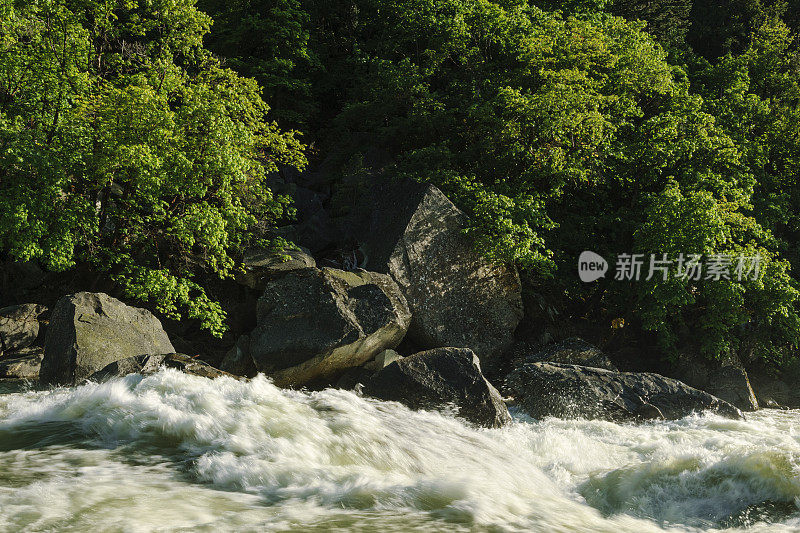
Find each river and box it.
[0,369,799,532]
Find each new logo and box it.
[578,251,608,282]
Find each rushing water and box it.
[1,370,799,532]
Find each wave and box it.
[1,369,800,531]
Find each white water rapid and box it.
[1,369,799,532]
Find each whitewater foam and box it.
[1,369,799,531]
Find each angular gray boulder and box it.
[90,353,233,381]
[40,292,175,385]
[362,347,512,428]
[250,267,411,387]
[669,354,759,411]
[505,362,743,422]
[706,366,759,411]
[353,180,523,362]
[0,304,46,354]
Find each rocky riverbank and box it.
[0,179,787,425]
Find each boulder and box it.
[236,247,316,291]
[40,292,175,385]
[0,347,43,380]
[90,353,233,381]
[749,363,800,409]
[706,366,759,411]
[505,362,743,422]
[669,354,759,411]
[515,337,617,371]
[362,347,512,428]
[353,179,523,362]
[220,334,257,378]
[250,267,411,387]
[0,304,46,354]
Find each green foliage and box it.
[0,0,305,335]
[5,0,800,368]
[197,0,317,128]
[275,0,800,365]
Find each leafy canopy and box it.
[0,0,306,335]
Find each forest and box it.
[2,0,800,372]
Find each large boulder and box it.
[250,267,411,387]
[90,353,233,381]
[668,354,759,411]
[0,304,47,354]
[352,180,523,362]
[505,362,743,422]
[362,347,512,428]
[40,292,175,385]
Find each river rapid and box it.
[0,369,799,532]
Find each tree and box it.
[198,0,318,128]
[0,0,306,335]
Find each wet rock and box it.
[505,362,743,422]
[90,353,233,381]
[0,304,47,354]
[363,347,512,428]
[40,292,175,385]
[0,347,43,380]
[249,267,411,387]
[236,247,316,291]
[353,179,523,363]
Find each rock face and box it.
[236,247,316,291]
[362,347,512,428]
[0,347,43,380]
[0,304,46,354]
[669,355,759,411]
[353,180,523,362]
[505,362,743,422]
[90,353,233,381]
[249,267,411,387]
[40,292,175,385]
[517,337,617,371]
[220,334,257,378]
[705,366,759,411]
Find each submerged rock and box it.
[40,292,175,385]
[506,362,743,422]
[249,267,411,387]
[0,347,43,380]
[90,353,233,381]
[353,179,523,362]
[362,347,512,428]
[0,303,46,354]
